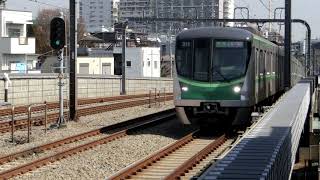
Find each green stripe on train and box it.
[178,76,244,100]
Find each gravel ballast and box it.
[0,101,174,157]
[14,117,196,180]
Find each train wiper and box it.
[211,66,231,82]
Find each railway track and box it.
[0,93,172,118]
[0,95,173,134]
[109,131,235,180]
[0,109,176,179]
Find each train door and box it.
[270,52,274,95]
[280,55,285,90]
[258,50,266,102]
[265,52,270,98]
[272,52,277,94]
[255,49,259,103]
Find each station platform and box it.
[199,78,317,179]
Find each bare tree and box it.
[77,17,86,42]
[161,56,172,77]
[32,9,87,55]
[32,9,60,54]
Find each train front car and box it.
[174,27,255,126]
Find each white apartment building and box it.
[77,56,114,75]
[114,47,161,78]
[0,9,36,73]
[79,0,119,32]
[112,0,120,25]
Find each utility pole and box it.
[169,24,173,78]
[69,0,78,120]
[269,0,272,32]
[285,0,292,87]
[121,22,127,95]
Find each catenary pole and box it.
[284,0,291,87]
[69,0,78,120]
[121,22,127,95]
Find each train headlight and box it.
[233,86,241,93]
[181,86,189,92]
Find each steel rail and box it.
[109,131,200,180]
[0,109,176,179]
[0,109,174,165]
[0,93,172,117]
[165,135,227,179]
[109,132,229,180]
[0,96,173,134]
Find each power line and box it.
[257,0,270,11]
[28,0,68,10]
[234,2,251,19]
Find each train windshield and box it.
[176,39,249,82]
[212,40,248,81]
[176,40,193,79]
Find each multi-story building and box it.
[80,0,119,32]
[111,0,120,25]
[119,0,230,34]
[0,8,36,73]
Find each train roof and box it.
[176,27,253,41]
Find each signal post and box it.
[50,17,66,127]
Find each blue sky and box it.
[6,0,319,41]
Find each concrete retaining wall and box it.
[0,74,173,105]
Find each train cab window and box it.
[212,41,249,81]
[176,40,192,78]
[193,39,210,81]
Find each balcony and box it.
[0,37,35,54]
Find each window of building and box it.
[154,61,158,69]
[8,28,21,37]
[79,63,89,74]
[126,61,131,67]
[102,63,111,75]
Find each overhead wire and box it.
[257,0,271,11]
[28,0,68,10]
